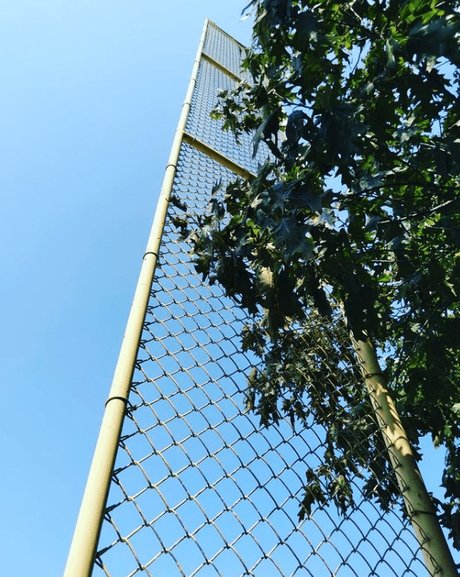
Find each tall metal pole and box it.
[63,19,209,577]
[351,335,458,577]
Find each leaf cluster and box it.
[242,314,399,518]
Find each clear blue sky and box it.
[0,2,253,575]
[0,2,454,576]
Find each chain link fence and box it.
[69,20,454,577]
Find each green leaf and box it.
[252,109,280,157]
[273,218,314,259]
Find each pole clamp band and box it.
[105,395,129,408]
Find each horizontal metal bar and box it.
[182,131,255,180]
[202,52,243,84]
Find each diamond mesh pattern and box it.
[202,23,246,79]
[185,59,262,174]
[92,21,431,577]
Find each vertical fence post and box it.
[351,335,457,577]
[62,20,209,577]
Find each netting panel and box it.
[92,21,431,577]
[185,59,261,174]
[202,23,246,79]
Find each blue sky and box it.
[0,2,253,575]
[0,2,455,576]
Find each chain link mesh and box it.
[92,21,434,576]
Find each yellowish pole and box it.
[63,19,209,577]
[352,336,457,577]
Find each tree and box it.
[176,0,460,550]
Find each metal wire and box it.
[91,21,435,577]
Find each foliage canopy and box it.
[176,0,460,547]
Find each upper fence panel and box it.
[185,59,261,174]
[203,23,246,79]
[92,21,431,577]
